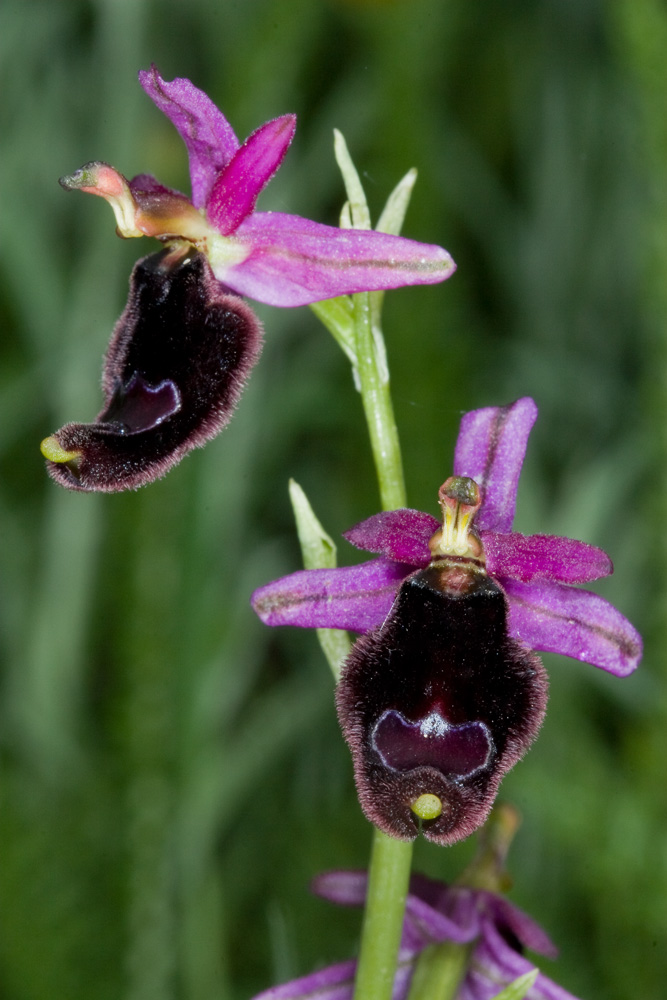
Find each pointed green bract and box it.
[489,968,539,1000]
[333,129,371,230]
[376,168,418,237]
[288,479,351,679]
[309,297,357,366]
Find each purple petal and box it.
[500,577,642,676]
[483,895,558,960]
[251,559,409,632]
[405,894,479,947]
[403,881,482,951]
[311,870,367,907]
[482,531,612,584]
[207,115,296,235]
[250,955,415,1000]
[129,174,186,198]
[216,212,456,307]
[312,871,476,951]
[138,66,239,209]
[343,509,439,565]
[463,921,581,1000]
[454,398,538,533]
[250,958,357,1000]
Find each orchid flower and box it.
[60,65,455,309]
[253,869,581,1000]
[40,66,455,492]
[252,398,642,843]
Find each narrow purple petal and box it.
[313,872,479,951]
[251,559,409,632]
[465,922,581,1000]
[129,174,186,198]
[251,958,357,1000]
[343,509,439,565]
[206,115,296,235]
[409,878,480,940]
[216,212,456,307]
[311,870,367,907]
[405,894,479,947]
[500,577,642,676]
[484,895,558,960]
[138,66,239,209]
[251,954,414,1000]
[403,878,480,949]
[454,398,538,533]
[482,531,613,585]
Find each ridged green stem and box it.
[352,288,411,1000]
[352,829,414,1000]
[406,942,472,1000]
[352,292,407,512]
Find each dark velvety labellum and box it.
[336,559,548,845]
[45,248,263,492]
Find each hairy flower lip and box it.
[43,249,263,493]
[335,561,548,845]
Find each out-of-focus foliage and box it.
[0,1,664,999]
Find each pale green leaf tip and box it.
[376,167,419,236]
[489,968,539,1000]
[333,128,371,230]
[288,478,337,570]
[340,200,353,229]
[288,478,350,679]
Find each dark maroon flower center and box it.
[372,710,493,778]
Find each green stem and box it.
[351,288,411,1000]
[406,942,472,1000]
[353,292,407,511]
[353,830,414,1000]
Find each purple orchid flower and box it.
[58,66,455,308]
[252,398,642,844]
[41,66,455,492]
[253,869,581,1000]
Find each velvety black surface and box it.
[336,560,548,845]
[46,248,262,491]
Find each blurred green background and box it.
[1,0,665,998]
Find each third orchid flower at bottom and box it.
[253,868,581,1000]
[252,804,584,1000]
[252,397,642,845]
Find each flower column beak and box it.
[60,161,212,243]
